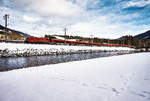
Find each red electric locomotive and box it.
[26,37,50,44]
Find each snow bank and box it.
[0,42,135,57]
[0,53,150,101]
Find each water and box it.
[0,52,128,71]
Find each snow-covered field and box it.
[0,42,135,57]
[0,52,150,101]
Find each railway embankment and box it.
[0,42,135,57]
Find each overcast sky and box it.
[0,0,150,39]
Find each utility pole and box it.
[90,34,93,43]
[64,28,67,38]
[64,28,67,44]
[3,14,9,41]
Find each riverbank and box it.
[0,52,150,101]
[0,42,135,57]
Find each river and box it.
[0,51,131,71]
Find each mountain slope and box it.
[0,24,30,38]
[134,30,150,40]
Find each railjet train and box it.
[25,36,131,47]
